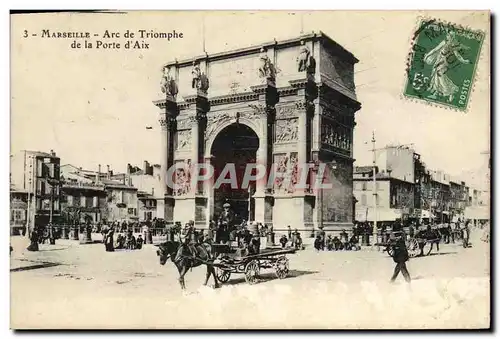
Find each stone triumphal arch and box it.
[154,32,361,232]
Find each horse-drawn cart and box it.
[377,237,440,258]
[211,244,296,285]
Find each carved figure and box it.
[174,160,192,196]
[160,66,178,98]
[287,153,299,193]
[273,155,289,192]
[297,40,314,73]
[177,130,192,150]
[191,61,210,93]
[258,47,276,81]
[275,119,298,143]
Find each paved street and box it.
[10,230,490,329]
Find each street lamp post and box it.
[371,132,378,247]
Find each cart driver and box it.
[176,220,197,261]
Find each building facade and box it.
[128,160,165,220]
[10,150,62,232]
[154,32,361,231]
[60,164,138,223]
[10,183,28,235]
[353,166,414,222]
[60,165,108,224]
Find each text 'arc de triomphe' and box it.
[153,32,361,231]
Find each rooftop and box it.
[165,31,358,68]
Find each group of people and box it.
[102,228,145,252]
[313,228,360,251]
[278,226,304,250]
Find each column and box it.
[159,115,171,196]
[159,113,175,223]
[256,112,268,195]
[190,116,200,195]
[204,156,214,226]
[297,105,308,173]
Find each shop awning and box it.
[464,206,490,220]
[356,208,402,222]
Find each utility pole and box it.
[25,156,33,237]
[371,131,378,247]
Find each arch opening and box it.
[210,123,259,221]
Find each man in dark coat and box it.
[389,232,411,283]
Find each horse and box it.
[155,241,220,290]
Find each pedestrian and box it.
[136,235,144,249]
[104,228,115,252]
[314,235,322,251]
[389,232,411,283]
[318,227,326,250]
[340,229,349,250]
[287,226,292,243]
[280,235,288,249]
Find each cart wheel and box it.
[244,260,259,285]
[274,256,289,279]
[216,268,231,283]
[406,238,420,258]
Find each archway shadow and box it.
[10,262,61,272]
[222,269,319,286]
[426,251,458,257]
[37,247,71,252]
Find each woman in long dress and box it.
[423,30,470,102]
[104,228,115,252]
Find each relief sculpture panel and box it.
[272,152,299,194]
[274,118,298,143]
[321,119,352,153]
[276,104,298,119]
[204,113,231,143]
[176,130,192,151]
[173,159,192,196]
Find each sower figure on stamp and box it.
[424,30,470,103]
[389,232,411,283]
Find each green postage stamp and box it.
[404,18,485,111]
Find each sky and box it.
[10,11,490,184]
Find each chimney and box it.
[152,187,155,196]
[50,149,56,157]
[127,164,131,175]
[96,164,101,183]
[106,165,111,180]
[143,160,148,173]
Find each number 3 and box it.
[23,30,28,38]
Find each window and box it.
[81,196,86,207]
[42,199,51,210]
[93,196,98,207]
[362,182,367,190]
[44,183,52,195]
[361,194,367,206]
[37,161,43,177]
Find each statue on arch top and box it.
[297,40,315,73]
[160,65,178,99]
[191,61,210,93]
[258,47,276,82]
